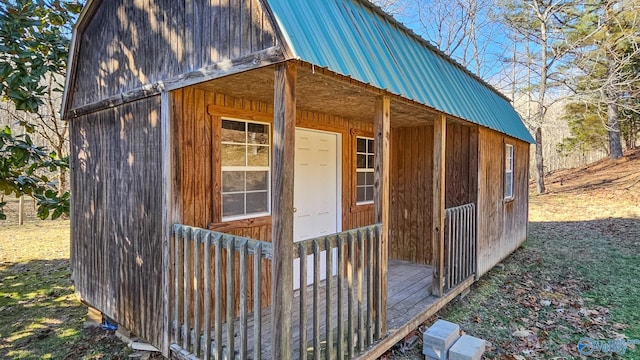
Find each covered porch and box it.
[164,61,479,359]
[169,224,474,360]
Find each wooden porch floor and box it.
[179,260,438,359]
[172,260,477,360]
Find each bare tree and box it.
[500,0,579,194]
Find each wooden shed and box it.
[62,0,534,359]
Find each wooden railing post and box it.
[432,114,446,296]
[271,61,296,360]
[373,95,390,336]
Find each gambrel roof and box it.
[64,0,534,143]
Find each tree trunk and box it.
[59,167,67,194]
[535,127,545,194]
[604,2,624,159]
[607,100,623,158]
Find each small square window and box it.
[356,136,375,204]
[221,119,271,220]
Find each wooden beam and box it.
[432,114,446,296]
[271,61,297,360]
[468,127,480,279]
[160,91,176,357]
[66,46,286,119]
[373,96,390,336]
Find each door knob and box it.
[293,207,297,213]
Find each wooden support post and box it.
[373,96,390,335]
[432,114,446,296]
[160,91,174,357]
[468,127,479,278]
[271,61,297,360]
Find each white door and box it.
[293,129,340,289]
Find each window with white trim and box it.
[221,119,270,220]
[504,144,514,199]
[356,137,375,204]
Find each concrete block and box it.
[423,320,460,360]
[449,335,485,360]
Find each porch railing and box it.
[171,224,273,360]
[170,223,383,360]
[443,203,476,292]
[292,223,384,360]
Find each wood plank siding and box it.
[389,125,434,265]
[477,127,529,276]
[445,122,474,208]
[70,96,163,346]
[174,87,375,234]
[171,86,376,318]
[69,0,278,110]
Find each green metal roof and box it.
[266,0,535,143]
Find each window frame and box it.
[504,143,514,200]
[220,117,272,222]
[355,135,375,206]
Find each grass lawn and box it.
[0,220,140,359]
[1,151,639,359]
[394,151,640,359]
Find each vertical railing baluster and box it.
[456,208,462,286]
[173,225,182,344]
[226,236,235,358]
[337,235,345,359]
[214,235,223,360]
[183,227,191,350]
[347,231,356,358]
[239,241,248,359]
[447,210,452,290]
[299,243,308,360]
[366,227,373,346]
[253,243,263,360]
[174,225,182,346]
[193,230,201,356]
[325,236,333,360]
[374,226,382,340]
[313,239,321,360]
[203,233,212,360]
[357,229,365,351]
[468,206,471,279]
[472,204,476,275]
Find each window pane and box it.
[222,144,246,166]
[357,138,367,153]
[222,171,245,192]
[223,193,244,217]
[357,154,366,168]
[248,123,269,145]
[247,145,269,166]
[504,173,513,198]
[366,172,374,186]
[246,192,268,214]
[365,186,374,202]
[357,172,366,186]
[367,155,374,169]
[367,139,374,153]
[222,120,246,143]
[246,171,268,191]
[356,186,366,202]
